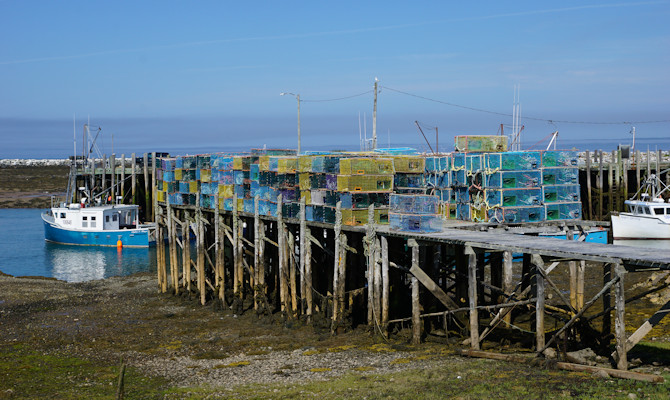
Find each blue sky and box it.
[1,1,669,158]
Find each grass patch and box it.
[0,344,169,399]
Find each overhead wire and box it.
[381,85,670,125]
[300,89,373,103]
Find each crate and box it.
[233,156,251,170]
[298,172,311,191]
[337,175,393,192]
[425,156,451,172]
[234,170,250,185]
[390,194,439,214]
[390,213,441,232]
[219,184,234,198]
[541,150,579,168]
[545,202,582,221]
[439,203,457,219]
[220,170,234,184]
[342,208,389,226]
[455,135,508,152]
[168,193,183,206]
[339,157,394,175]
[392,156,425,173]
[451,169,468,187]
[250,164,260,181]
[306,205,336,223]
[276,173,298,189]
[484,151,541,171]
[542,167,579,185]
[259,156,270,171]
[394,173,425,188]
[542,184,581,203]
[182,156,197,169]
[488,206,545,223]
[189,181,200,193]
[199,168,210,183]
[199,194,215,209]
[470,203,487,222]
[174,169,183,181]
[311,156,341,173]
[201,182,218,195]
[259,200,277,217]
[196,155,211,169]
[454,187,470,204]
[181,169,197,181]
[301,190,311,205]
[298,155,313,173]
[279,188,298,202]
[178,182,190,193]
[485,188,543,207]
[431,188,453,203]
[277,157,298,173]
[156,190,166,203]
[338,192,390,209]
[425,172,451,189]
[484,170,542,188]
[466,154,484,171]
[456,203,471,220]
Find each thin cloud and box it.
[1,1,666,66]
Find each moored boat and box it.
[43,202,154,247]
[611,173,670,240]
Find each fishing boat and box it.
[42,201,154,247]
[611,173,670,240]
[41,123,155,247]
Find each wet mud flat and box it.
[1,271,670,399]
[0,165,69,208]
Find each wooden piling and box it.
[120,154,126,203]
[102,153,107,194]
[110,154,115,203]
[585,150,592,220]
[332,202,342,329]
[277,194,289,313]
[183,211,191,292]
[598,151,604,220]
[615,264,627,370]
[233,194,240,297]
[532,254,545,351]
[299,198,307,314]
[289,230,298,315]
[197,202,206,305]
[143,153,149,219]
[502,250,513,324]
[215,199,225,303]
[131,153,137,204]
[465,245,480,350]
[381,235,389,335]
[151,152,156,221]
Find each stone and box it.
[566,348,597,366]
[543,348,557,359]
[592,369,610,379]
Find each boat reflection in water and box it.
[46,242,156,283]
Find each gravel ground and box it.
[0,272,455,390]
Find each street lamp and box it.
[280,92,301,154]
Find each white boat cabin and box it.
[51,204,140,231]
[624,198,670,220]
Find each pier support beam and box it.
[615,264,627,370]
[465,245,480,350]
[410,241,421,344]
[532,254,545,351]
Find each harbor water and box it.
[0,208,156,282]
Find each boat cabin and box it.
[51,204,140,231]
[624,199,670,218]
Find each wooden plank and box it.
[503,250,513,324]
[332,201,342,330]
[585,150,592,220]
[183,211,191,292]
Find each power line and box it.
[301,90,374,103]
[382,85,670,126]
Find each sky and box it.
[1,1,669,158]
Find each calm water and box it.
[0,208,156,282]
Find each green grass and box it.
[0,344,169,399]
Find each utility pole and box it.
[280,92,301,154]
[372,78,378,150]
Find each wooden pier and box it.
[153,194,670,373]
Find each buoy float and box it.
[117,240,123,249]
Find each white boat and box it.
[43,201,155,247]
[611,173,670,240]
[42,123,155,247]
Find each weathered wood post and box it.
[233,194,240,297]
[197,198,206,305]
[143,153,149,215]
[532,254,545,351]
[277,194,290,314]
[465,245,479,350]
[366,205,376,326]
[332,201,342,329]
[151,152,157,221]
[110,154,115,203]
[636,150,641,190]
[304,224,313,321]
[289,230,298,315]
[299,197,307,314]
[131,153,137,205]
[121,154,126,204]
[410,240,421,344]
[598,151,604,220]
[602,263,612,334]
[381,235,390,336]
[585,150,592,220]
[215,197,225,303]
[183,211,191,292]
[615,263,627,370]
[102,153,107,194]
[502,250,513,324]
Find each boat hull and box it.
[611,213,670,240]
[43,216,152,247]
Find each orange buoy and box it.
[117,240,123,249]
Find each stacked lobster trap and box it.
[155,135,582,231]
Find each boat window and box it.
[644,207,651,215]
[91,216,96,221]
[105,216,109,222]
[82,216,88,228]
[60,213,66,218]
[654,208,665,215]
[83,216,87,220]
[113,215,118,221]
[91,221,96,227]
